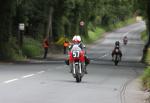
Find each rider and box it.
[69,35,85,50]
[123,36,128,44]
[111,41,122,61]
[65,35,89,73]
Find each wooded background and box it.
[0,0,149,60]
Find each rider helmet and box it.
[115,41,120,46]
[72,35,81,43]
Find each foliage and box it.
[145,48,150,64]
[55,37,70,45]
[0,37,24,60]
[133,0,150,46]
[22,38,43,57]
[109,18,136,30]
[141,31,148,42]
[87,27,105,42]
[86,18,136,43]
[141,67,150,90]
[0,0,137,59]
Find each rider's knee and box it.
[65,60,69,65]
[85,57,90,65]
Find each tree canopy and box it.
[0,0,148,59]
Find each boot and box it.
[84,67,88,74]
[65,60,69,65]
[85,56,90,66]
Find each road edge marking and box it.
[4,78,19,83]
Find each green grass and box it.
[109,18,136,30]
[142,48,150,90]
[87,27,106,43]
[141,31,148,42]
[54,18,136,44]
[22,38,43,58]
[85,18,136,43]
[145,48,150,64]
[140,31,150,90]
[140,31,149,63]
[141,31,149,63]
[0,37,25,61]
[141,66,150,90]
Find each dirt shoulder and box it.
[125,79,150,103]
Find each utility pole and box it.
[19,23,25,48]
[79,21,85,36]
[46,6,53,45]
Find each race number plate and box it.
[72,51,80,58]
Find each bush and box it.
[141,30,150,90]
[22,38,43,58]
[88,27,105,42]
[0,37,25,60]
[141,67,150,90]
[85,18,136,43]
[141,31,148,42]
[144,48,150,65]
[109,18,136,30]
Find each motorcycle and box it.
[68,45,86,82]
[123,36,128,45]
[113,48,121,66]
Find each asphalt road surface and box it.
[0,21,146,103]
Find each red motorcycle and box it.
[68,45,86,82]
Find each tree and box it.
[0,0,139,59]
[0,0,16,59]
[133,0,150,61]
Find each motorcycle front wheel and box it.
[76,76,81,82]
[75,64,82,82]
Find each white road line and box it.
[99,54,108,59]
[37,71,45,74]
[22,74,35,78]
[4,78,19,83]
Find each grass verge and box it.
[141,48,150,90]
[84,27,106,43]
[141,31,148,42]
[141,63,150,90]
[141,31,150,90]
[22,37,43,58]
[85,18,136,43]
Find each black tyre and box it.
[115,61,118,66]
[76,76,81,82]
[75,64,82,82]
[114,55,119,66]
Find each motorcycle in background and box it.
[123,36,128,45]
[113,48,121,65]
[112,47,122,66]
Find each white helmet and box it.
[72,35,81,43]
[76,35,81,42]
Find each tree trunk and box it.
[46,6,53,43]
[0,1,14,59]
[141,1,150,62]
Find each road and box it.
[0,21,146,103]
